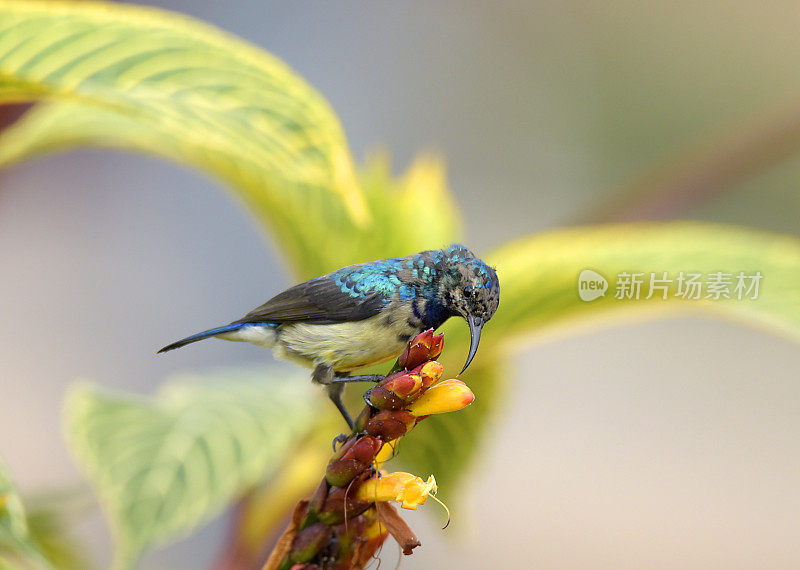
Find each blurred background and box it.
[2,1,800,568]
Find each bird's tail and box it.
[157,323,244,353]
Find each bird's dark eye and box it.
[463,286,473,297]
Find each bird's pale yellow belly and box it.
[274,312,415,372]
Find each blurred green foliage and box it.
[64,370,315,568]
[0,458,53,570]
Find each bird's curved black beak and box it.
[461,315,484,374]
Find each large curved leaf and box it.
[401,222,800,494]
[0,0,369,271]
[0,2,464,280]
[484,222,800,346]
[64,367,317,569]
[0,101,462,278]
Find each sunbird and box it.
[158,244,499,427]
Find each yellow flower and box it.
[406,379,475,417]
[356,472,437,510]
[373,440,397,471]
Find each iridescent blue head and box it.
[437,244,500,374]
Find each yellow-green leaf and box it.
[0,2,466,283]
[0,0,369,270]
[0,100,462,279]
[484,222,800,347]
[64,367,317,569]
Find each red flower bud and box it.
[365,410,417,440]
[429,333,444,360]
[289,522,332,564]
[366,370,422,409]
[382,372,424,400]
[365,384,405,410]
[326,436,381,487]
[307,478,328,515]
[411,361,443,388]
[353,406,372,432]
[318,484,372,525]
[396,329,434,370]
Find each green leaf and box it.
[0,458,53,569]
[0,2,464,281]
[64,367,317,569]
[0,102,462,279]
[0,0,369,266]
[483,222,800,346]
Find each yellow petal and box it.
[407,379,475,416]
[374,439,399,471]
[356,472,437,510]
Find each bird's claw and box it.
[331,433,349,451]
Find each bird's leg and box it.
[313,364,355,431]
[329,373,385,384]
[326,383,354,432]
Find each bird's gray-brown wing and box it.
[234,276,389,325]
